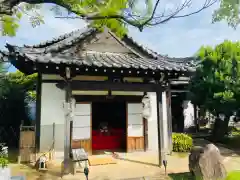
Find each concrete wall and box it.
[40,83,65,159]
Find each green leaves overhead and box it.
[1,0,136,37]
[212,0,240,28]
[0,3,43,36]
[0,0,223,37]
[1,15,20,37]
[189,40,240,116]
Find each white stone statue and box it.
[182,101,195,129]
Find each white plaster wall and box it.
[147,92,159,151]
[147,92,172,153]
[162,91,171,153]
[40,83,65,157]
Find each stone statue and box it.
[182,101,195,131]
[189,144,227,180]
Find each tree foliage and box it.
[0,0,216,37]
[0,69,37,125]
[189,40,240,117]
[212,0,240,29]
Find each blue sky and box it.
[1,1,240,72]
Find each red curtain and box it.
[92,129,124,150]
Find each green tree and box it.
[6,71,37,101]
[0,70,37,126]
[213,0,240,28]
[0,0,215,37]
[189,40,240,139]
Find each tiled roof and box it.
[5,48,195,72]
[21,27,159,59]
[0,27,197,73]
[0,50,8,62]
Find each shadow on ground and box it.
[168,172,193,180]
[117,157,159,167]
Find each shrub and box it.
[172,133,193,152]
[0,157,8,168]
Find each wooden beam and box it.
[35,73,42,152]
[57,81,161,92]
[74,95,143,102]
[166,86,173,154]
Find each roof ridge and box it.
[24,27,95,48]
[7,26,196,65]
[22,26,159,59]
[122,34,196,62]
[123,35,159,59]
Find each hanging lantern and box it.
[142,94,151,119]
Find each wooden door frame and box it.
[126,102,128,152]
[143,118,148,151]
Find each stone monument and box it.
[189,144,226,180]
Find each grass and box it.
[168,171,240,180]
[226,171,240,180]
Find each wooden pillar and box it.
[62,67,73,168]
[156,89,164,167]
[64,80,72,160]
[35,73,42,152]
[166,88,173,153]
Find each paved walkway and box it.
[10,138,240,180]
